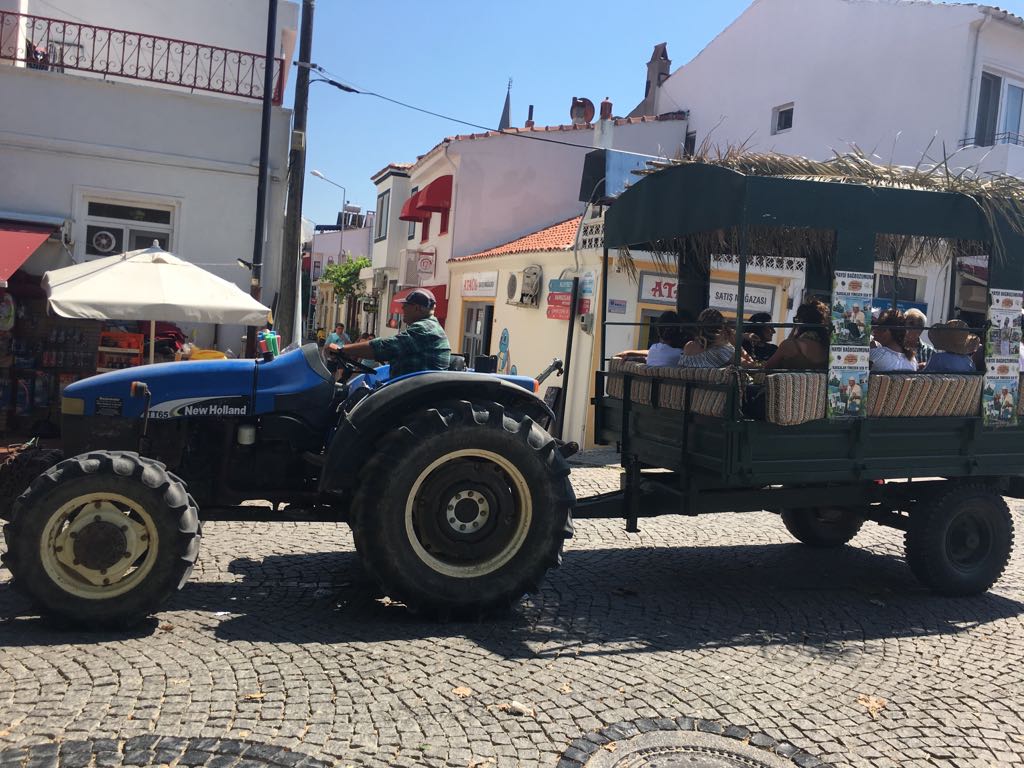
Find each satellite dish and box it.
[569,97,595,125]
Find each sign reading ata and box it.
[707,281,776,314]
[462,271,498,297]
[638,272,679,305]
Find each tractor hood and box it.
[63,358,257,419]
[62,345,334,420]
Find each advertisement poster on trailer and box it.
[983,358,1019,427]
[827,346,869,419]
[986,289,1022,358]
[830,271,873,345]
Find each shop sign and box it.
[546,295,590,320]
[707,281,775,314]
[417,252,436,279]
[462,271,498,297]
[638,272,678,305]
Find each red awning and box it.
[416,175,452,212]
[0,221,55,286]
[399,190,429,222]
[389,284,449,326]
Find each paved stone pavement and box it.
[2,458,1024,767]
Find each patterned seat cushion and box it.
[764,372,827,425]
[867,374,981,417]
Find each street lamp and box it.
[310,169,346,263]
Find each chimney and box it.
[600,97,613,121]
[525,104,534,129]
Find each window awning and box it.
[389,284,449,326]
[0,221,57,288]
[416,175,453,212]
[399,190,430,222]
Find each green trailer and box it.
[576,157,1024,597]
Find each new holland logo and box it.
[148,397,249,419]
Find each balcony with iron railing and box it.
[958,132,1024,149]
[0,10,284,104]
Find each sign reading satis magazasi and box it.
[461,271,498,297]
[707,281,775,315]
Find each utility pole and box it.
[277,0,315,346]
[246,0,278,358]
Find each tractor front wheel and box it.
[352,400,574,617]
[2,451,200,627]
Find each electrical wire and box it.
[305,66,607,152]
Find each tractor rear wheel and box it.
[352,400,574,617]
[2,451,200,627]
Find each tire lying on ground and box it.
[780,507,864,548]
[352,400,575,617]
[2,450,200,628]
[905,483,1014,596]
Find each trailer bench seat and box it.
[764,372,827,425]
[867,373,981,417]
[606,358,736,416]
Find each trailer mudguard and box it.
[319,371,556,493]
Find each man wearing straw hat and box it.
[922,320,980,373]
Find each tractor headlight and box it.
[61,397,85,416]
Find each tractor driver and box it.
[339,288,450,378]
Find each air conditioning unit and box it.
[506,264,543,307]
[372,268,388,294]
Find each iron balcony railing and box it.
[959,132,1024,149]
[0,10,284,104]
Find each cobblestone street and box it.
[2,456,1024,767]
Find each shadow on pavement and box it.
[2,541,1020,657]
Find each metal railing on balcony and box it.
[959,132,1024,149]
[0,10,284,104]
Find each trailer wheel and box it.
[780,507,864,548]
[2,451,200,627]
[905,483,1013,596]
[0,447,64,520]
[351,400,574,617]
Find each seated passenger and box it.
[761,299,829,370]
[922,320,980,373]
[617,309,693,366]
[870,309,916,372]
[681,308,752,367]
[742,311,779,362]
[904,308,931,369]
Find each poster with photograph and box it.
[827,346,870,419]
[983,357,1019,428]
[986,289,1023,358]
[831,271,873,345]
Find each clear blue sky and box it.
[297,0,1024,227]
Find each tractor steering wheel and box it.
[340,356,378,376]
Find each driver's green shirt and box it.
[369,316,451,378]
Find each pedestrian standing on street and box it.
[326,323,351,347]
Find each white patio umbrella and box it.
[42,243,271,363]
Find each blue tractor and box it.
[1,346,575,626]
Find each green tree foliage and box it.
[322,257,371,300]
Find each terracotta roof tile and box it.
[370,162,413,181]
[451,217,582,262]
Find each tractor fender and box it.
[319,372,554,493]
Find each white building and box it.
[0,0,298,348]
[638,0,1024,323]
[369,113,688,338]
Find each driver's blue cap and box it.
[401,288,436,309]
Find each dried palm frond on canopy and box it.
[619,142,1024,281]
